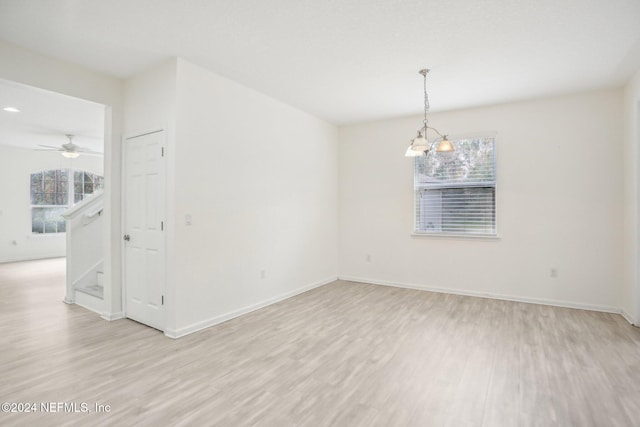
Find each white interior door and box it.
[123,130,165,330]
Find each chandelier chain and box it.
[423,71,430,129]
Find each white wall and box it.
[123,59,178,135]
[623,70,640,324]
[170,59,338,335]
[1,38,628,331]
[0,146,103,262]
[122,58,338,337]
[339,89,624,312]
[0,40,124,317]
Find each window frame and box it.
[30,169,104,235]
[412,135,498,239]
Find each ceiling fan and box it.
[35,134,103,158]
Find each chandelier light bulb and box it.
[436,136,455,153]
[405,146,423,157]
[410,131,429,152]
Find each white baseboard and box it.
[101,311,125,321]
[164,329,180,339]
[620,309,637,326]
[338,275,622,315]
[74,291,104,315]
[0,255,65,264]
[164,275,338,339]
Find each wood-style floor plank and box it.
[1,258,640,426]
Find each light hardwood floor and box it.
[1,258,640,426]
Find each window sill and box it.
[28,233,66,239]
[411,232,500,240]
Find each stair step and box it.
[76,283,104,299]
[75,289,104,315]
[97,271,104,288]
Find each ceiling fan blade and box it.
[76,147,103,154]
[32,134,104,157]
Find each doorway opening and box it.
[0,78,107,312]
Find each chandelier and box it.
[405,69,454,157]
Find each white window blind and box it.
[414,136,496,236]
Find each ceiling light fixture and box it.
[3,106,20,113]
[60,134,80,158]
[405,69,454,157]
[61,151,80,159]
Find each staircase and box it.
[77,270,104,298]
[73,264,104,313]
[62,191,105,315]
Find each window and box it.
[73,170,103,203]
[414,136,496,236]
[30,169,103,234]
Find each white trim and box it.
[338,275,622,314]
[74,291,104,315]
[120,133,127,321]
[101,104,115,326]
[0,254,65,263]
[411,233,500,240]
[101,311,125,321]
[24,233,66,240]
[125,129,164,140]
[620,309,637,326]
[164,275,338,339]
[62,190,104,219]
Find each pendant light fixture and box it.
[405,69,454,156]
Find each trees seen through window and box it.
[30,169,103,234]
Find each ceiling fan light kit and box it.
[61,150,80,159]
[405,69,454,157]
[35,134,103,158]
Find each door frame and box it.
[120,128,167,330]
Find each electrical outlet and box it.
[366,254,371,262]
[550,268,558,278]
[260,270,266,279]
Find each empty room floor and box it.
[1,259,640,426]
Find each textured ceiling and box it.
[0,0,639,124]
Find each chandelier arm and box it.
[425,125,444,138]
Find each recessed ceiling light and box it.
[3,107,20,113]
